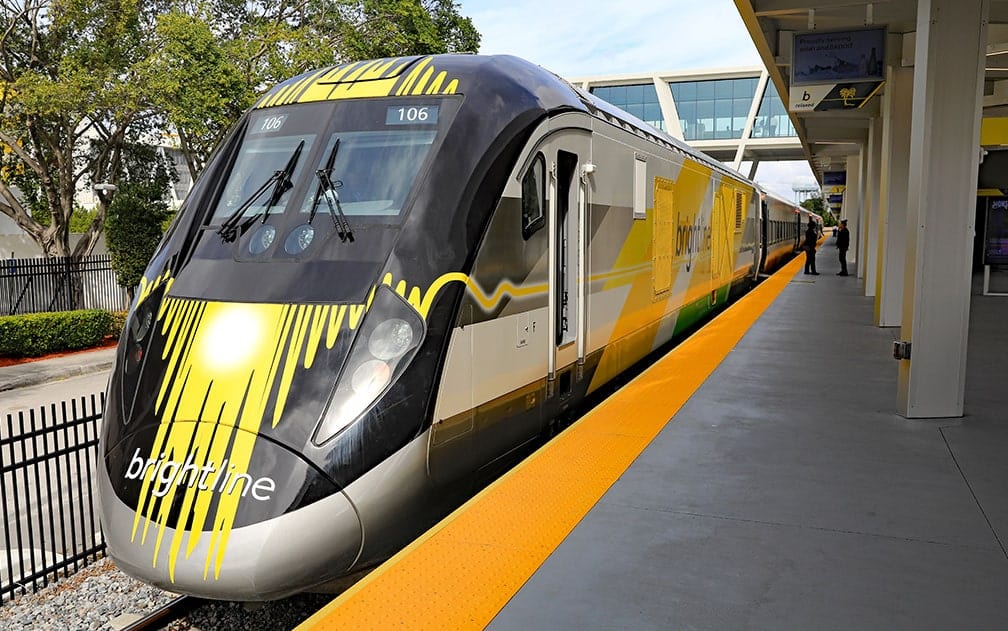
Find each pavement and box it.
[0,346,117,392]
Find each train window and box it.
[633,154,647,220]
[211,134,318,221]
[298,129,436,217]
[521,153,546,240]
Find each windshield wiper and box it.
[216,139,305,243]
[309,138,354,242]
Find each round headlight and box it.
[284,224,315,254]
[248,224,276,255]
[351,359,391,396]
[368,318,414,360]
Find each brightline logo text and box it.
[124,449,277,501]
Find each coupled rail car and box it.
[98,54,814,600]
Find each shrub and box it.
[0,309,113,357]
[109,310,128,338]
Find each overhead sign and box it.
[790,28,886,112]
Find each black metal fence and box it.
[0,255,130,316]
[1,394,106,604]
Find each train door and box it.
[546,130,591,401]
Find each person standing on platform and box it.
[803,219,819,275]
[836,219,850,276]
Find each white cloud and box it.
[460,1,761,77]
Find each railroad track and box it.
[120,595,207,631]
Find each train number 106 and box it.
[396,107,430,122]
[385,105,439,126]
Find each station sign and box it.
[823,171,846,214]
[984,197,1008,265]
[790,28,887,112]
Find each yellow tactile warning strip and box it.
[299,255,805,631]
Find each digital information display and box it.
[984,197,1008,266]
[386,105,439,126]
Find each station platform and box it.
[301,242,1008,630]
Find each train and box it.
[97,54,819,601]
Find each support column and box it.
[898,0,988,418]
[843,153,861,266]
[875,63,914,327]
[861,117,883,295]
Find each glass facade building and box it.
[751,83,797,138]
[669,77,759,141]
[585,74,797,143]
[589,84,665,131]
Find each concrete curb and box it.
[0,349,117,392]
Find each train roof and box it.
[254,54,757,189]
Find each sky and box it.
[457,0,816,199]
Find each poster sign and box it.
[790,28,886,112]
[823,171,846,214]
[984,197,1008,265]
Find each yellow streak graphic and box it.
[130,268,484,583]
[254,56,462,108]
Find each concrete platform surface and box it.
[488,244,1008,630]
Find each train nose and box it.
[99,422,363,600]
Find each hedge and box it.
[0,309,114,357]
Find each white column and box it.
[843,154,861,266]
[654,76,684,140]
[875,63,914,327]
[898,0,988,418]
[862,117,883,295]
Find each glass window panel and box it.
[733,98,750,117]
[610,85,628,105]
[591,86,609,100]
[677,101,695,122]
[696,80,715,99]
[715,80,733,99]
[733,78,754,100]
[642,84,659,104]
[733,116,747,134]
[715,117,733,139]
[671,81,695,101]
[626,84,645,104]
[626,103,644,119]
[697,100,714,119]
[643,102,663,123]
[714,100,731,118]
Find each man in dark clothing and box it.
[803,219,819,275]
[836,219,850,276]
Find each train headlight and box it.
[313,286,425,445]
[368,318,413,360]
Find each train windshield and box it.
[175,97,460,303]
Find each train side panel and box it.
[429,113,759,481]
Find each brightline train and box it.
[98,54,817,600]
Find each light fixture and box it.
[93,182,117,204]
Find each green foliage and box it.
[800,194,837,227]
[109,309,129,338]
[0,0,482,257]
[0,310,113,357]
[145,0,481,178]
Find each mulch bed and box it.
[0,337,119,368]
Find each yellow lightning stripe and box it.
[130,297,355,581]
[129,268,477,582]
[254,56,463,108]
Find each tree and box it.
[0,0,160,258]
[801,194,837,227]
[146,0,481,181]
[103,143,176,298]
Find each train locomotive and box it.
[98,54,814,600]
